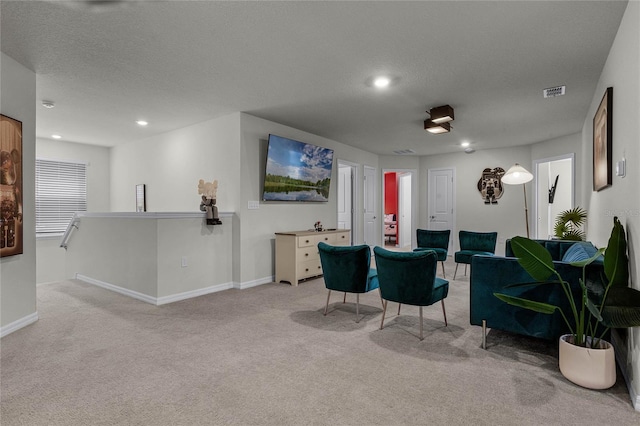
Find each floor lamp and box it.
[502,163,534,238]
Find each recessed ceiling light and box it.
[461,141,470,148]
[42,101,55,108]
[136,120,148,126]
[52,134,62,139]
[373,76,391,88]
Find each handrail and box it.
[60,213,81,249]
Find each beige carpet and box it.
[1,258,638,425]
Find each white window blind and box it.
[35,158,87,235]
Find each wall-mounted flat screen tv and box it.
[262,134,334,202]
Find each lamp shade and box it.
[501,163,533,185]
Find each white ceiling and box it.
[0,0,628,156]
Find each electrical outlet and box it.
[181,256,188,267]
[248,200,260,210]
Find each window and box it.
[35,158,87,236]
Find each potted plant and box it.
[554,206,587,241]
[495,216,640,389]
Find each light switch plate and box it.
[248,200,260,210]
[616,159,626,177]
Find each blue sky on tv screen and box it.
[266,135,334,182]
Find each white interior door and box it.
[337,164,353,243]
[363,166,377,247]
[428,168,455,253]
[399,173,412,248]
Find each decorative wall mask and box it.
[477,167,505,204]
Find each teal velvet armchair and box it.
[454,231,497,279]
[414,229,450,278]
[373,247,449,340]
[318,242,380,323]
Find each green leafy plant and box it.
[495,216,640,348]
[554,207,587,241]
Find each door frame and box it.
[337,159,358,245]
[532,154,575,239]
[382,168,417,249]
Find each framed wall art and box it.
[593,87,612,191]
[1,114,24,257]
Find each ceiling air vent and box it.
[393,149,415,155]
[543,85,566,98]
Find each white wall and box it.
[35,139,111,284]
[581,1,640,407]
[109,112,379,286]
[0,53,37,333]
[110,113,241,213]
[238,113,379,284]
[419,146,532,255]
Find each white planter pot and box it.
[558,334,616,390]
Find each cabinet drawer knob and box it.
[305,239,310,243]
[305,268,309,272]
[324,237,329,240]
[305,253,309,257]
[341,235,345,239]
[318,266,321,269]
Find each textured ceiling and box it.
[0,0,628,156]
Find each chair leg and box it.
[419,306,424,341]
[378,288,384,309]
[441,300,448,326]
[464,264,468,276]
[482,319,487,350]
[380,300,388,330]
[356,294,360,323]
[343,292,347,303]
[324,290,331,316]
[398,303,401,315]
[441,261,446,279]
[454,263,459,280]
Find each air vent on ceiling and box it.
[543,85,566,98]
[393,149,415,155]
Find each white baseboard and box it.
[156,282,233,305]
[1,311,38,338]
[76,274,157,305]
[234,276,274,290]
[75,274,272,305]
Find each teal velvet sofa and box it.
[470,239,604,345]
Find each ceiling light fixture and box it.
[373,76,391,88]
[136,120,148,126]
[429,105,454,123]
[424,120,450,134]
[42,101,55,108]
[52,134,62,139]
[424,104,454,134]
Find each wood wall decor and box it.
[477,167,505,204]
